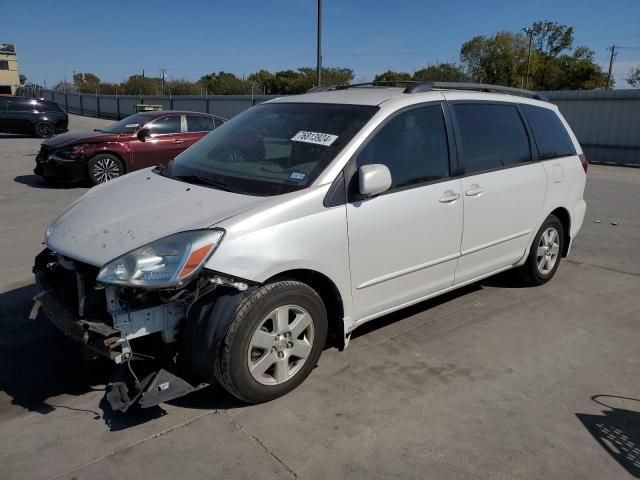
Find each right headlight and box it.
[97,229,224,288]
[56,144,89,160]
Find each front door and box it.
[346,103,463,323]
[449,102,547,285]
[131,114,187,170]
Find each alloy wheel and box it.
[247,304,315,385]
[536,227,560,275]
[93,157,121,183]
[36,123,54,138]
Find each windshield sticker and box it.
[291,131,338,147]
[289,171,307,181]
[126,123,140,128]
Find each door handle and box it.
[465,184,483,197]
[439,191,461,203]
[173,139,185,144]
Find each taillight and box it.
[579,153,588,173]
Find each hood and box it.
[45,169,269,266]
[43,131,124,149]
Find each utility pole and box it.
[160,68,166,95]
[316,0,322,86]
[606,45,616,90]
[522,27,534,90]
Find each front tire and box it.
[87,154,124,185]
[216,281,328,403]
[517,214,564,286]
[34,121,55,138]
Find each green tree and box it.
[627,67,640,88]
[199,71,250,95]
[461,32,528,86]
[529,21,574,88]
[413,63,469,82]
[73,72,102,93]
[247,69,276,94]
[167,78,200,95]
[373,70,412,83]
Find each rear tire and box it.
[517,214,564,286]
[34,121,55,138]
[87,154,124,185]
[216,281,328,404]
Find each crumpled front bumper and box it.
[34,153,86,183]
[33,251,207,412]
[34,271,129,363]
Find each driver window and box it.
[356,105,450,191]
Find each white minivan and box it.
[34,82,587,410]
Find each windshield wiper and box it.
[171,174,237,193]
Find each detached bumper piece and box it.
[107,367,201,412]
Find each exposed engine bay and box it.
[32,248,255,412]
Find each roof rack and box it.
[307,80,417,93]
[307,81,547,101]
[403,81,548,101]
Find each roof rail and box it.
[404,81,548,101]
[306,80,418,93]
[307,81,548,101]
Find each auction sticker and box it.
[291,131,338,146]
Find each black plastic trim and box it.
[323,170,347,207]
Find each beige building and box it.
[0,44,20,95]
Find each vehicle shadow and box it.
[576,395,640,478]
[350,283,482,340]
[0,284,110,415]
[13,175,79,189]
[0,284,244,431]
[0,133,32,139]
[0,272,530,429]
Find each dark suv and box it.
[0,96,68,137]
[35,110,225,185]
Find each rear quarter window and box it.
[452,103,531,174]
[520,104,576,160]
[37,101,63,113]
[186,115,214,132]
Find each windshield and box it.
[163,103,378,196]
[101,113,151,134]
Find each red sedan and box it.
[34,111,225,185]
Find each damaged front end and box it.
[32,248,254,412]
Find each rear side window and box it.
[148,115,182,134]
[214,117,225,128]
[186,115,214,132]
[520,104,576,160]
[453,103,531,173]
[356,104,450,190]
[37,101,63,113]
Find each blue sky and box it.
[4,0,640,88]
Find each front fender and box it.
[184,285,258,384]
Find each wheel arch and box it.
[549,207,571,257]
[263,268,346,349]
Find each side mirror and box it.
[358,164,392,197]
[137,128,151,141]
